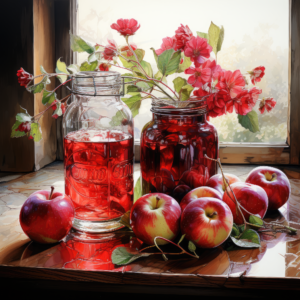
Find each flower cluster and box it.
[13,18,277,142]
[154,24,275,118]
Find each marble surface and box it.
[1,162,300,284]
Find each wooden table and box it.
[1,162,300,297]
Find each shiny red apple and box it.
[130,193,181,245]
[245,166,291,210]
[181,197,233,248]
[19,187,74,244]
[222,182,268,225]
[206,173,241,195]
[180,186,222,212]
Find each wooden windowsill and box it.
[1,161,300,295]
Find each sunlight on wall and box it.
[78,0,289,143]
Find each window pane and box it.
[78,0,288,144]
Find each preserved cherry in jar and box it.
[140,99,218,200]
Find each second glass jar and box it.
[140,99,218,198]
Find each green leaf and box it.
[238,110,260,133]
[127,85,141,94]
[177,54,192,73]
[111,247,152,266]
[208,22,221,56]
[67,64,80,74]
[217,25,224,53]
[88,52,101,63]
[249,215,264,228]
[79,61,98,71]
[231,224,240,238]
[181,84,194,101]
[230,229,261,248]
[140,61,153,78]
[119,211,131,230]
[119,49,145,69]
[150,47,158,65]
[188,241,197,252]
[27,76,48,94]
[157,49,181,76]
[178,234,186,246]
[197,31,208,40]
[16,112,31,123]
[40,66,47,74]
[52,102,63,118]
[238,224,245,233]
[42,90,56,105]
[30,123,42,142]
[173,77,187,93]
[134,177,141,202]
[56,58,69,83]
[110,110,128,127]
[70,32,95,54]
[122,94,142,118]
[154,71,167,84]
[11,121,26,138]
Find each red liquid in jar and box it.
[140,115,218,196]
[64,129,134,221]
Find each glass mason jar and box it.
[140,98,218,199]
[63,71,134,233]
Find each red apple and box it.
[181,197,233,248]
[206,173,241,195]
[130,193,181,245]
[222,182,268,225]
[19,187,74,244]
[245,166,291,210]
[180,186,222,212]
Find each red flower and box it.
[204,59,222,81]
[156,37,176,55]
[232,87,262,115]
[216,70,246,98]
[51,100,58,110]
[174,24,193,51]
[193,87,209,98]
[110,18,140,36]
[17,68,33,87]
[185,66,212,88]
[28,135,33,140]
[259,97,276,114]
[206,90,231,118]
[16,121,31,133]
[120,43,137,56]
[102,40,117,61]
[99,63,110,71]
[184,36,212,67]
[249,66,265,85]
[61,103,66,114]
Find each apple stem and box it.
[208,211,218,218]
[156,196,160,209]
[49,186,55,200]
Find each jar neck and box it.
[153,112,207,124]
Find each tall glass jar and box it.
[63,71,134,233]
[140,98,218,199]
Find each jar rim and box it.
[151,96,208,115]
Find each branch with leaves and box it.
[13,18,277,142]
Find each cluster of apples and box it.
[130,166,291,248]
